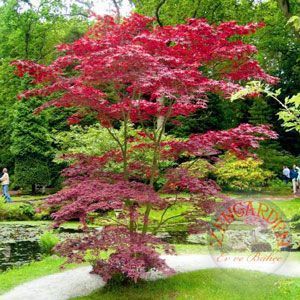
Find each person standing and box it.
[282,166,290,184]
[0,168,12,203]
[295,165,300,192]
[290,165,299,195]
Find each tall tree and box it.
[0,0,88,185]
[14,14,277,282]
[134,0,300,154]
[11,99,53,193]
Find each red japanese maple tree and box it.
[13,14,278,282]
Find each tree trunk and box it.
[276,0,300,38]
[157,97,165,131]
[31,184,36,195]
[277,0,292,18]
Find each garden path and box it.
[1,254,300,300]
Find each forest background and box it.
[0,0,299,194]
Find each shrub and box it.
[39,231,60,255]
[290,213,300,231]
[257,145,300,175]
[19,204,35,218]
[180,159,213,179]
[14,158,51,194]
[291,214,300,222]
[0,202,36,221]
[291,221,300,231]
[54,124,120,157]
[215,153,274,191]
[262,178,291,194]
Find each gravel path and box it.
[2,254,300,300]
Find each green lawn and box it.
[1,197,299,235]
[0,220,96,229]
[272,198,300,219]
[4,195,47,203]
[13,195,47,200]
[73,269,300,300]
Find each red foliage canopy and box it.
[13,14,278,282]
[13,14,277,127]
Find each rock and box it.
[251,242,272,252]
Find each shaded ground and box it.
[228,193,299,202]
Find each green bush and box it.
[39,231,60,255]
[257,145,300,175]
[180,159,213,179]
[291,214,300,222]
[0,202,36,221]
[214,153,274,191]
[14,157,51,194]
[33,208,52,221]
[19,204,35,218]
[290,213,300,231]
[262,179,291,194]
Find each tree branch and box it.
[155,0,167,27]
[111,0,121,23]
[192,0,202,18]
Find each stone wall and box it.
[0,225,42,271]
[0,239,41,271]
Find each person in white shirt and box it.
[295,165,300,187]
[0,168,12,203]
[282,166,290,184]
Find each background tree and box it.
[0,0,89,188]
[249,98,273,125]
[10,98,53,193]
[134,0,300,155]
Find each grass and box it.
[72,269,300,300]
[1,197,299,236]
[0,194,300,299]
[0,220,98,229]
[174,244,209,254]
[272,198,300,219]
[146,195,300,229]
[0,192,299,300]
[11,195,47,202]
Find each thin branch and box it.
[106,126,124,153]
[192,0,202,18]
[155,0,167,27]
[75,0,94,10]
[158,213,186,227]
[142,102,174,234]
[111,0,121,23]
[153,193,179,234]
